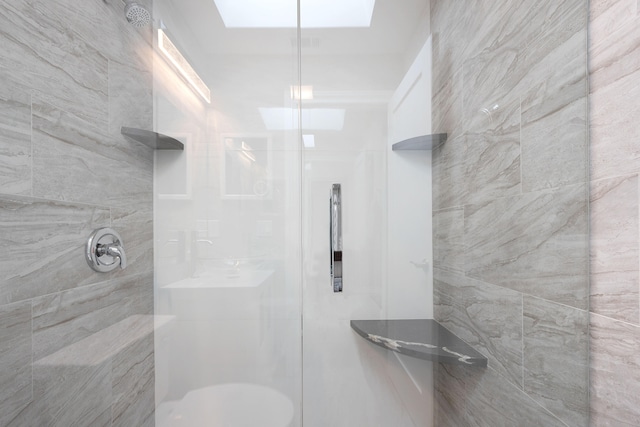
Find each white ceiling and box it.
[158,0,429,57]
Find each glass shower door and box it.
[153,1,303,425]
[300,1,434,425]
[152,0,433,425]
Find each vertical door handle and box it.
[330,184,342,292]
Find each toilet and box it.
[156,383,294,427]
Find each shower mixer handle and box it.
[86,228,127,272]
[96,242,127,269]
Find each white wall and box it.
[386,36,434,427]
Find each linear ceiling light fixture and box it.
[158,29,211,104]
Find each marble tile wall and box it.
[589,0,640,424]
[431,0,590,425]
[0,0,155,426]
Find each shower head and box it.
[124,1,151,28]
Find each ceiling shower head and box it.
[124,1,151,28]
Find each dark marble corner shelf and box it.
[391,133,447,151]
[350,319,487,367]
[121,127,184,150]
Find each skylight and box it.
[259,108,346,130]
[213,0,376,28]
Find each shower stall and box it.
[153,0,435,425]
[0,0,609,426]
[151,0,591,425]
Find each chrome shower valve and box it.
[86,227,127,272]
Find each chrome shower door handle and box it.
[330,183,342,292]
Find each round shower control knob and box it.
[85,227,127,273]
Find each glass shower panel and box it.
[431,1,590,426]
[152,1,302,425]
[300,1,433,425]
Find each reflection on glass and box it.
[221,136,271,198]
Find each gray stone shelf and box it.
[391,133,447,151]
[350,319,487,367]
[121,127,184,150]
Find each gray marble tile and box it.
[433,363,468,427]
[32,99,153,209]
[590,0,637,24]
[589,3,640,181]
[432,208,465,273]
[24,0,154,72]
[521,80,588,192]
[108,61,153,136]
[432,67,463,141]
[464,184,589,309]
[432,134,465,210]
[32,272,152,361]
[0,195,110,305]
[462,4,586,120]
[430,1,492,93]
[112,333,155,427]
[462,366,567,427]
[0,301,32,426]
[0,86,31,196]
[590,50,640,182]
[28,315,157,427]
[35,314,161,365]
[590,175,639,324]
[523,296,589,426]
[590,313,640,426]
[463,96,521,205]
[589,0,640,92]
[434,268,523,388]
[110,207,154,285]
[0,4,109,129]
[28,359,112,427]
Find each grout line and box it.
[30,301,34,402]
[590,311,640,328]
[521,292,525,391]
[0,191,113,212]
[30,93,34,198]
[519,94,523,196]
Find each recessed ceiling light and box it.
[258,108,345,130]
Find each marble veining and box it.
[589,0,640,423]
[0,301,32,426]
[0,195,110,305]
[367,333,475,365]
[432,0,589,424]
[32,273,152,362]
[523,296,589,426]
[0,0,155,424]
[32,100,153,209]
[0,84,31,196]
[590,313,640,426]
[590,174,640,324]
[0,3,109,129]
[434,268,524,388]
[351,319,487,367]
[432,207,464,272]
[464,184,588,309]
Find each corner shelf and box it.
[391,133,447,151]
[121,127,184,150]
[350,319,487,367]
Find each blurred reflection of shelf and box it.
[121,127,184,150]
[391,133,447,151]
